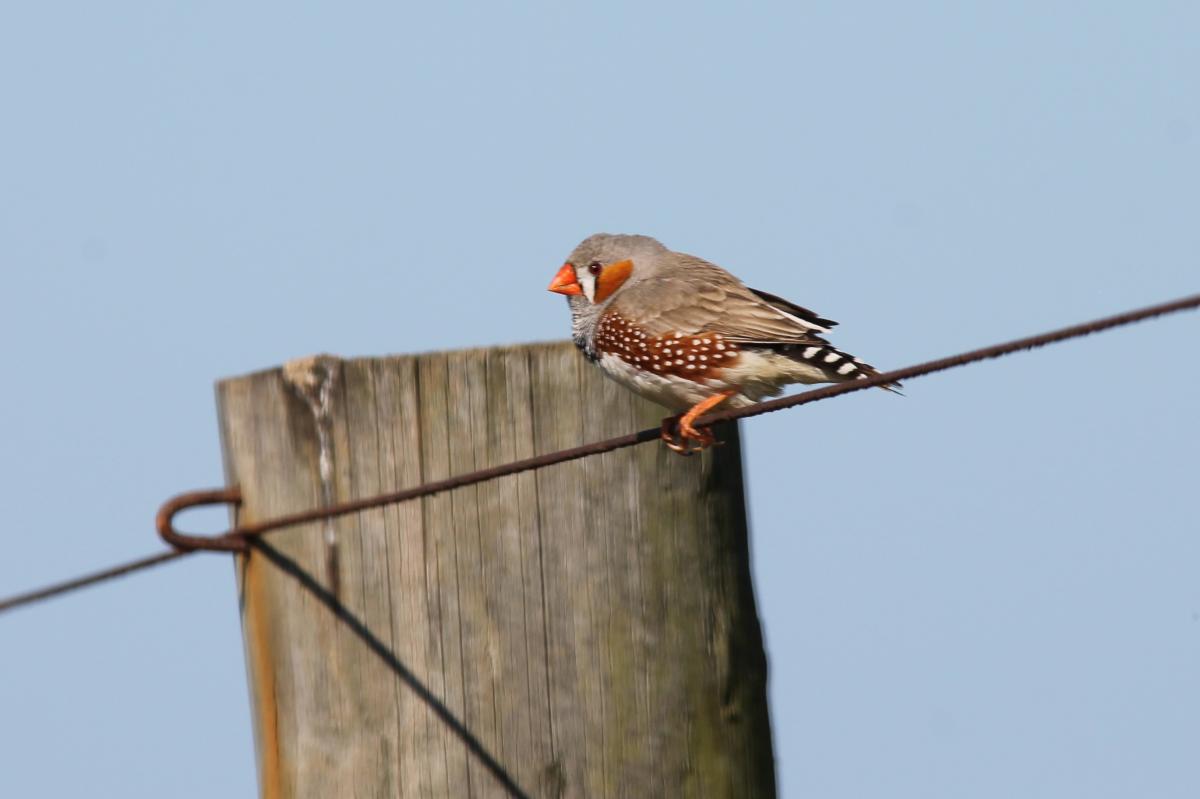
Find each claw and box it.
[664,439,694,455]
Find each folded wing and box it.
[612,253,834,344]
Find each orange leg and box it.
[663,390,736,455]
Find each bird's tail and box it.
[778,340,903,394]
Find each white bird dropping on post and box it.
[283,354,342,596]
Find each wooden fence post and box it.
[217,341,775,798]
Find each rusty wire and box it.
[1,291,1198,616]
[0,551,187,614]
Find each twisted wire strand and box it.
[2,292,1197,616]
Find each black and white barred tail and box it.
[775,340,903,393]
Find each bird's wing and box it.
[746,287,838,330]
[612,253,835,343]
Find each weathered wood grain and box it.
[218,341,775,799]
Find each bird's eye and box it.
[587,261,602,276]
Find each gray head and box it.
[546,233,670,351]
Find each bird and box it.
[547,233,897,453]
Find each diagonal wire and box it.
[0,551,186,613]
[1,291,1197,616]
[250,538,533,799]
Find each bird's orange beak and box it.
[547,263,582,296]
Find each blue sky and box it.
[1,3,1197,796]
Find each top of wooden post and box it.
[217,341,775,799]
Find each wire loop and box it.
[155,487,245,552]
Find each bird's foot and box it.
[660,415,697,455]
[661,390,736,455]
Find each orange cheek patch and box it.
[593,259,633,303]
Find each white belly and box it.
[596,350,835,413]
[595,353,753,412]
